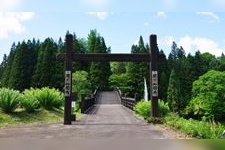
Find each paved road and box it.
[0,92,175,139]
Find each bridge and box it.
[0,91,175,139]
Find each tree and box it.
[0,54,7,82]
[126,36,149,100]
[88,30,111,90]
[159,71,168,101]
[167,69,183,113]
[32,38,58,88]
[1,42,17,87]
[186,70,225,120]
[9,41,37,91]
[109,73,132,94]
[72,71,92,100]
[111,62,126,75]
[72,34,89,72]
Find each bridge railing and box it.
[81,86,99,113]
[114,87,137,110]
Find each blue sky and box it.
[1,0,225,61]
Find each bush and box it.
[134,99,170,119]
[35,87,64,110]
[0,88,21,113]
[134,100,150,119]
[21,88,40,113]
[72,71,92,100]
[165,113,225,139]
[186,70,225,120]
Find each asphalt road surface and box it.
[0,92,176,139]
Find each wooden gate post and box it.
[64,33,73,125]
[150,35,159,117]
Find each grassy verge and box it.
[164,113,224,139]
[0,109,64,128]
[134,101,225,139]
[0,108,83,128]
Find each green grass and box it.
[0,107,84,128]
[133,101,225,139]
[0,108,64,128]
[164,113,225,139]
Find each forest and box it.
[0,30,225,130]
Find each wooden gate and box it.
[57,33,159,125]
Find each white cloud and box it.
[0,12,35,39]
[178,36,224,56]
[160,36,175,47]
[157,12,167,18]
[0,0,21,11]
[196,12,220,22]
[86,12,112,20]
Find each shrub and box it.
[35,87,64,110]
[186,70,225,120]
[134,99,170,119]
[134,100,150,119]
[21,88,40,113]
[165,113,225,139]
[0,88,21,113]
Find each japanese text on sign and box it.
[65,71,71,97]
[152,71,158,97]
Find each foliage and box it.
[109,73,132,94]
[21,88,40,113]
[127,36,149,100]
[134,101,150,119]
[186,70,225,120]
[34,87,64,110]
[1,43,17,88]
[9,41,38,91]
[111,62,126,75]
[0,88,21,113]
[88,30,111,90]
[134,100,170,119]
[72,71,92,100]
[165,113,225,139]
[167,69,183,113]
[159,71,168,101]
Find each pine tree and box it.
[0,54,7,82]
[167,69,183,113]
[9,40,37,91]
[88,30,111,90]
[32,38,58,88]
[126,36,149,100]
[72,34,89,72]
[1,42,17,87]
[159,71,168,101]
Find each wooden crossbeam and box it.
[56,53,151,62]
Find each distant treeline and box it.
[0,30,111,92]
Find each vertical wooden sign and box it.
[64,33,73,125]
[150,35,159,117]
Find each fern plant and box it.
[0,88,21,113]
[21,88,40,113]
[36,87,64,110]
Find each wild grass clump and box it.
[0,88,21,113]
[134,99,170,120]
[21,88,40,113]
[165,113,225,139]
[35,87,64,110]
